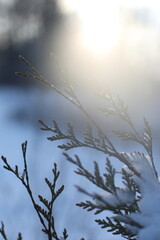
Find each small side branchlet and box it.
[1,142,68,240]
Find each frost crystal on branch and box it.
[125,153,160,240]
[94,152,160,240]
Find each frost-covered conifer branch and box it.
[95,217,137,240]
[16,56,141,177]
[16,55,79,108]
[39,119,116,154]
[0,222,8,240]
[1,142,68,240]
[64,154,116,193]
[16,55,160,240]
[0,221,23,240]
[98,92,157,178]
[71,157,140,239]
[63,153,141,239]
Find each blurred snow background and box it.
[1,0,160,239]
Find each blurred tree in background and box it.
[0,0,61,86]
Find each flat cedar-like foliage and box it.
[1,56,159,240]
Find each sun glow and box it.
[59,0,160,56]
[60,0,122,55]
[77,1,122,55]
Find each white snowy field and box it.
[0,86,124,240]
